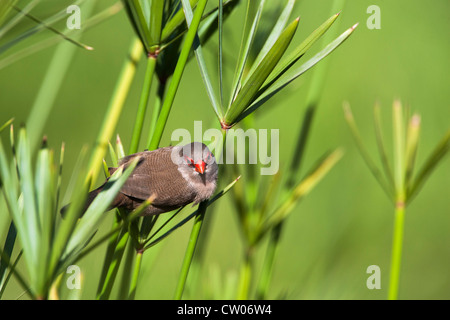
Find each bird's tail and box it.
[60,185,104,218]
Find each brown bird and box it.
[63,142,218,216]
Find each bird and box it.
[62,142,218,216]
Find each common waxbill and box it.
[63,142,218,216]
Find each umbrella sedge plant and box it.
[0,0,361,300]
[344,100,450,300]
[171,0,358,299]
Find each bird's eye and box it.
[205,152,211,161]
[184,156,194,166]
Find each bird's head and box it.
[179,142,217,176]
[171,142,219,200]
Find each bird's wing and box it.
[118,147,194,206]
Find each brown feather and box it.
[117,146,196,214]
[61,143,218,217]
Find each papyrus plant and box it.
[344,100,450,300]
[176,0,358,299]
[92,0,241,300]
[0,124,149,299]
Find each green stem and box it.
[256,0,346,299]
[128,250,143,300]
[117,241,135,300]
[148,0,208,150]
[95,213,122,295]
[173,201,208,300]
[388,201,405,300]
[184,128,227,293]
[256,223,282,299]
[87,38,142,187]
[129,55,157,154]
[237,246,254,300]
[90,39,142,300]
[122,52,158,301]
[26,0,97,155]
[0,221,17,295]
[96,223,130,300]
[146,80,166,148]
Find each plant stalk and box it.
[87,38,142,187]
[237,246,254,300]
[146,79,167,148]
[91,39,142,300]
[26,0,97,154]
[148,0,208,150]
[122,51,158,301]
[388,201,405,300]
[96,222,130,300]
[256,223,281,299]
[129,55,157,154]
[128,250,143,299]
[173,201,208,300]
[256,0,346,299]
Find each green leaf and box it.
[161,0,199,42]
[160,0,238,48]
[236,23,357,124]
[196,0,240,46]
[16,128,40,277]
[259,171,281,218]
[0,250,23,298]
[0,130,32,286]
[55,143,64,221]
[218,0,224,107]
[123,0,153,53]
[108,141,118,168]
[0,222,17,295]
[392,99,406,200]
[86,39,143,187]
[228,0,265,110]
[343,101,393,200]
[0,0,17,27]
[261,12,341,92]
[266,21,357,97]
[61,156,141,266]
[49,148,90,279]
[404,114,421,191]
[0,118,13,133]
[0,248,29,298]
[58,157,140,271]
[148,0,165,48]
[77,198,153,262]
[143,207,183,246]
[0,2,122,71]
[262,149,343,233]
[34,139,56,292]
[0,0,38,40]
[245,0,296,83]
[24,0,97,155]
[0,1,93,54]
[144,176,241,250]
[224,17,299,126]
[408,129,450,202]
[182,0,222,119]
[373,102,395,189]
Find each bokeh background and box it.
[0,0,449,299]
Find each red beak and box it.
[194,160,206,174]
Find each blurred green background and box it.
[0,0,449,299]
